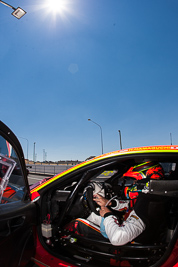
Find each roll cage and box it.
[38,156,178,267]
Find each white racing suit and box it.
[86,199,145,246]
[65,183,146,246]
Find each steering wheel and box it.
[86,186,100,215]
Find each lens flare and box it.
[45,0,68,14]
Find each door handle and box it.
[0,216,25,237]
[10,216,25,230]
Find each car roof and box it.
[30,145,178,194]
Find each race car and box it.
[1,120,178,267]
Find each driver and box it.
[64,162,166,245]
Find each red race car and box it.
[1,120,178,267]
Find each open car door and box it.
[0,121,36,267]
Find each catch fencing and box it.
[27,164,75,176]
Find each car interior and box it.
[2,122,177,266]
[38,157,178,267]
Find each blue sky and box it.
[1,0,178,161]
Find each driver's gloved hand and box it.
[84,182,105,197]
[91,182,105,197]
[93,194,109,206]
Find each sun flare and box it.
[45,0,68,14]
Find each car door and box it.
[0,121,37,267]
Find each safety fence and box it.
[27,164,75,176]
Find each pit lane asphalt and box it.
[28,173,50,185]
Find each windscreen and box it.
[0,135,25,204]
[0,154,16,202]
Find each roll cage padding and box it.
[149,179,178,197]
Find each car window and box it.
[0,135,25,204]
[161,162,176,176]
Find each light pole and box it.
[33,142,36,163]
[43,149,47,162]
[19,137,29,159]
[88,119,103,154]
[0,0,26,19]
[118,130,122,150]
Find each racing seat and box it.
[58,199,178,267]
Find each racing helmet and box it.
[123,161,164,181]
[123,161,164,199]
